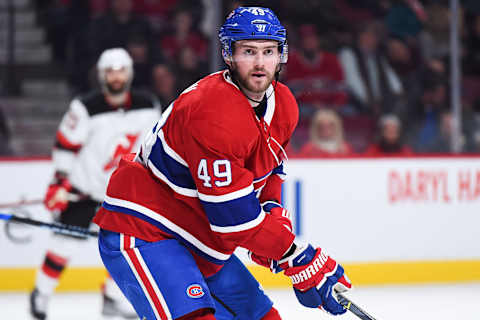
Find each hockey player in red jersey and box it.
[94,7,352,320]
[29,48,160,320]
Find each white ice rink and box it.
[1,283,479,320]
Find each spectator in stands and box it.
[297,109,354,157]
[37,0,90,64]
[463,12,480,76]
[278,0,347,49]
[385,0,426,40]
[0,105,12,156]
[333,0,390,28]
[470,130,480,153]
[132,0,179,32]
[151,64,179,111]
[175,46,209,92]
[160,4,208,65]
[386,37,422,79]
[468,98,480,152]
[284,24,349,116]
[126,33,162,90]
[418,2,453,61]
[365,114,413,156]
[385,36,425,114]
[88,0,154,55]
[338,21,404,115]
[75,0,156,92]
[408,75,449,152]
[418,111,468,153]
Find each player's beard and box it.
[231,65,275,94]
[106,80,127,95]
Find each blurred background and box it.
[1,0,480,157]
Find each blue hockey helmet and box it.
[219,7,288,63]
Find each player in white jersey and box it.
[29,48,161,320]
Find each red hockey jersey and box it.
[93,70,298,276]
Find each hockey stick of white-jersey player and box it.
[335,290,377,320]
[0,212,99,238]
[0,193,82,209]
[0,199,43,209]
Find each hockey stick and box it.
[4,207,34,243]
[0,212,99,238]
[0,193,84,209]
[0,199,43,209]
[335,291,377,320]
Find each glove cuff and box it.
[279,242,315,269]
[261,200,282,212]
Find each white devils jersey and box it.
[53,90,160,201]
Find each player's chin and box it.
[249,78,270,92]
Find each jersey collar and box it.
[222,70,276,126]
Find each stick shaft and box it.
[0,213,98,238]
[0,194,83,209]
[336,292,377,320]
[0,199,43,209]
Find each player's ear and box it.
[222,48,233,68]
[223,56,232,68]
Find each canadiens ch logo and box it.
[186,284,204,298]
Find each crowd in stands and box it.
[8,0,480,157]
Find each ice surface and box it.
[1,283,479,319]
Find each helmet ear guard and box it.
[219,7,288,64]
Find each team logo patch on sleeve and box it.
[186,284,205,298]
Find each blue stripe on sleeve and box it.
[148,138,196,189]
[200,191,261,228]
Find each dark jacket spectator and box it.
[408,76,450,152]
[174,46,209,92]
[385,0,426,40]
[160,6,208,64]
[127,34,163,90]
[463,13,480,76]
[70,0,156,93]
[151,64,179,111]
[338,21,404,115]
[284,24,348,114]
[386,36,425,116]
[88,0,154,56]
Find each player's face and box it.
[104,67,129,94]
[382,122,400,143]
[231,40,280,98]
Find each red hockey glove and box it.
[261,201,292,232]
[44,174,72,211]
[282,243,352,315]
[248,251,283,273]
[248,201,292,273]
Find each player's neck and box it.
[227,69,265,107]
[239,87,265,108]
[105,92,128,108]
